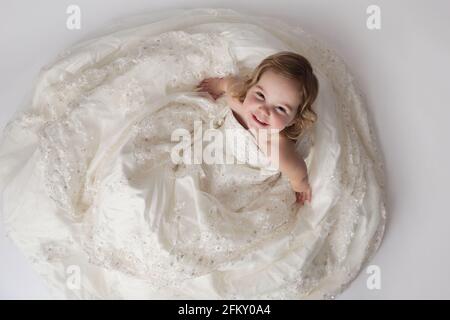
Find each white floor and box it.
[1,0,449,299]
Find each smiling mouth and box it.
[252,114,268,126]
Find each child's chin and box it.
[249,124,268,130]
[250,123,276,130]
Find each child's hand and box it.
[195,77,225,100]
[290,176,312,205]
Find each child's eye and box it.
[256,92,286,113]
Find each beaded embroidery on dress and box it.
[0,8,386,299]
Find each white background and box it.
[1,0,449,299]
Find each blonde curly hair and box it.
[228,51,319,141]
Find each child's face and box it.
[242,69,302,131]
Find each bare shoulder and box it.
[276,133,300,163]
[277,133,296,151]
[259,131,294,162]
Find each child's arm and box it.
[220,75,240,93]
[196,76,240,105]
[273,135,312,205]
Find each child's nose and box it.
[259,105,270,116]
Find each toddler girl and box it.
[196,51,319,205]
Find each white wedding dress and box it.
[0,8,386,299]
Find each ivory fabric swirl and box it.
[0,8,386,299]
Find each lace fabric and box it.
[0,8,386,299]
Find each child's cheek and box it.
[244,96,257,109]
[250,97,261,108]
[243,94,252,105]
[248,93,258,103]
[273,115,287,129]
